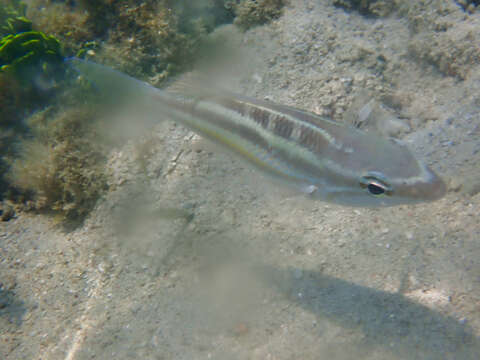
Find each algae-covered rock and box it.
[29,1,233,83]
[100,0,235,83]
[99,0,205,83]
[8,106,109,222]
[27,1,287,82]
[401,0,479,80]
[408,30,480,80]
[230,0,287,30]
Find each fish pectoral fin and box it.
[301,184,319,195]
[343,91,410,137]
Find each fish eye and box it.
[367,182,386,195]
[359,173,393,197]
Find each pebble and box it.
[1,206,15,222]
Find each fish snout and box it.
[405,166,446,202]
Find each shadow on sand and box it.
[0,287,27,326]
[260,265,479,359]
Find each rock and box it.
[1,205,15,222]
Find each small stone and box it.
[1,206,14,222]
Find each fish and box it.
[66,58,446,207]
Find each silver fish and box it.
[68,58,446,207]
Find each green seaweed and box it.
[75,40,99,59]
[0,30,63,81]
[1,1,63,80]
[0,0,30,36]
[2,15,31,34]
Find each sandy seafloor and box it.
[1,1,480,359]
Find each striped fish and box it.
[68,58,446,207]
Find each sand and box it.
[1,1,480,359]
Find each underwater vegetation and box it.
[0,1,65,203]
[0,0,68,217]
[28,0,286,82]
[0,0,29,36]
[229,0,287,30]
[0,0,64,123]
[7,105,108,222]
[0,31,63,80]
[28,0,228,83]
[2,62,113,224]
[0,0,289,223]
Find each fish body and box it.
[68,58,446,207]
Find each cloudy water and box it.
[1,1,479,359]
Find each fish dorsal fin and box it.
[344,91,410,137]
[167,72,216,99]
[167,71,246,103]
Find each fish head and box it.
[309,134,446,207]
